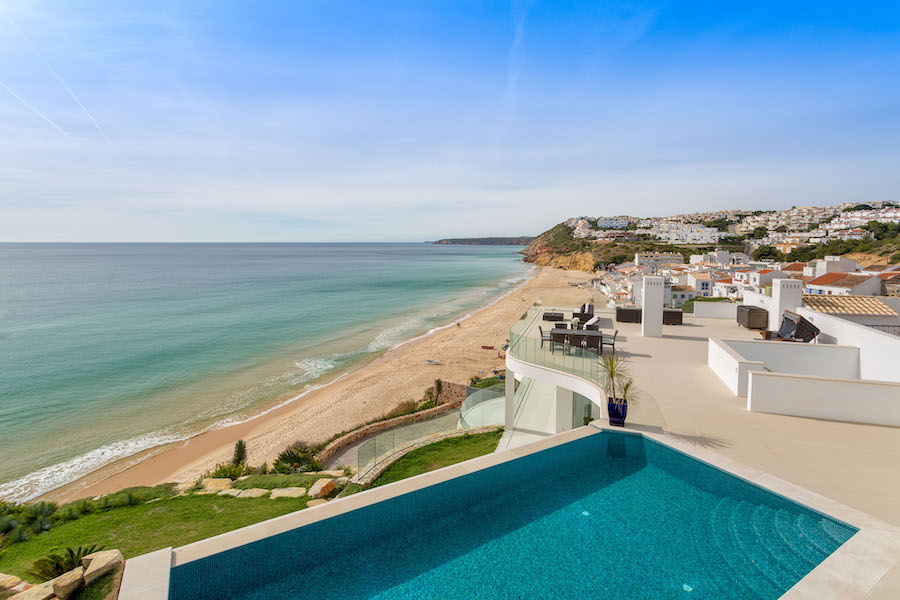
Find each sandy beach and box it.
[44,267,598,503]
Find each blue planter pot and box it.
[608,397,627,426]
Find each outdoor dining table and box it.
[550,328,603,354]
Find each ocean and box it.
[0,243,532,502]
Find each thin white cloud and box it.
[0,78,73,141]
[0,4,115,149]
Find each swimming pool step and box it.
[773,509,831,566]
[711,499,781,599]
[731,502,799,591]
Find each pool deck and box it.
[120,424,900,600]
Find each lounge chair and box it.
[770,311,819,342]
[600,330,618,354]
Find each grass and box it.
[0,494,308,579]
[74,568,119,600]
[371,431,503,488]
[470,376,503,389]
[230,473,333,490]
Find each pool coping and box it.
[119,424,900,600]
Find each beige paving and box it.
[521,308,900,527]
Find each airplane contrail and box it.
[0,78,73,140]
[0,5,115,149]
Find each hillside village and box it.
[555,202,900,329]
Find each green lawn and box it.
[680,296,728,314]
[0,494,308,579]
[372,430,502,488]
[231,473,334,490]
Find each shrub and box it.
[382,400,418,420]
[55,506,82,522]
[25,501,57,523]
[71,499,97,515]
[274,448,320,473]
[233,440,247,465]
[7,525,30,544]
[27,545,103,582]
[207,462,252,480]
[111,491,141,508]
[30,515,54,533]
[0,514,20,534]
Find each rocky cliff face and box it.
[521,224,597,272]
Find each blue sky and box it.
[1,1,899,241]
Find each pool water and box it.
[171,431,857,600]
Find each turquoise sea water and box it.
[0,243,531,501]
[171,431,857,600]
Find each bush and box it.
[274,447,321,473]
[233,440,247,466]
[7,525,30,544]
[382,400,418,420]
[25,502,57,523]
[0,514,21,535]
[30,515,55,533]
[207,462,252,480]
[55,506,82,522]
[27,545,103,582]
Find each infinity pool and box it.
[171,431,856,599]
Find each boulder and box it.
[308,478,335,499]
[235,488,269,498]
[200,478,232,492]
[10,582,54,600]
[306,498,328,507]
[312,470,345,477]
[269,487,306,499]
[333,476,350,487]
[0,573,23,591]
[51,567,84,599]
[82,549,123,585]
[218,489,241,497]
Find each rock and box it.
[312,470,345,477]
[200,478,232,492]
[308,478,335,499]
[0,573,23,591]
[82,549,123,585]
[306,498,328,507]
[236,488,269,498]
[269,487,306,499]
[51,567,84,599]
[235,475,249,481]
[9,581,30,594]
[334,476,350,487]
[218,488,241,497]
[10,582,54,600]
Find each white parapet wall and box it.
[707,338,765,397]
[707,338,860,398]
[797,307,900,383]
[693,301,739,319]
[748,371,900,426]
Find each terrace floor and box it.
[516,308,900,530]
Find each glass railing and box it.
[509,309,606,387]
[458,384,505,428]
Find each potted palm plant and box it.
[599,355,638,426]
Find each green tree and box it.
[751,245,782,261]
[232,440,247,465]
[775,225,787,233]
[750,226,768,239]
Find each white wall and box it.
[720,339,860,379]
[707,338,765,397]
[694,301,739,319]
[741,290,778,330]
[741,279,804,330]
[748,371,900,426]
[798,308,900,383]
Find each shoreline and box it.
[41,266,598,504]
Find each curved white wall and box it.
[506,353,608,419]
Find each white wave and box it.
[366,318,426,352]
[0,429,188,503]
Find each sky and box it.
[1,1,899,242]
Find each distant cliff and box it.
[430,237,534,246]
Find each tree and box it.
[775,225,787,233]
[751,245,782,261]
[843,203,873,212]
[750,226,768,239]
[434,379,443,403]
[232,440,247,465]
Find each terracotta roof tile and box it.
[806,273,876,288]
[803,295,898,317]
